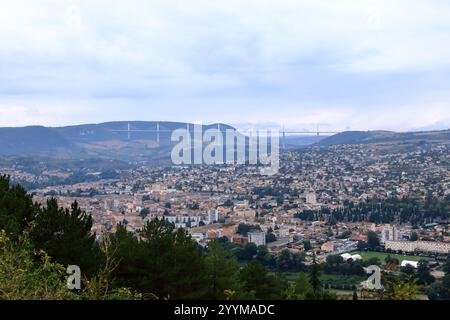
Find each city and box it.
[1,0,450,315]
[1,133,448,300]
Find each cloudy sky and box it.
[1,0,450,131]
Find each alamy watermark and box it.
[170,124,280,176]
[67,265,81,290]
[361,265,383,290]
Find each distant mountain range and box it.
[0,121,234,161]
[316,129,450,146]
[0,122,448,160]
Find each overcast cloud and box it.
[0,0,449,131]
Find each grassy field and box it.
[354,251,433,263]
[283,272,365,290]
[320,274,365,288]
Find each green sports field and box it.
[354,251,433,263]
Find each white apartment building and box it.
[306,192,317,205]
[381,225,399,243]
[248,231,266,247]
[385,240,450,254]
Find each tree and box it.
[238,260,284,299]
[378,274,421,300]
[223,199,234,207]
[0,230,76,300]
[367,231,380,249]
[236,223,260,236]
[416,260,434,285]
[385,255,399,266]
[235,243,257,261]
[266,231,277,243]
[401,264,416,276]
[357,240,368,251]
[443,257,450,275]
[427,275,450,300]
[276,250,293,271]
[82,230,141,301]
[255,246,276,268]
[30,199,100,276]
[337,230,352,239]
[139,208,150,218]
[110,219,207,299]
[439,275,450,299]
[0,175,37,239]
[138,219,207,299]
[204,240,239,299]
[303,240,312,251]
[325,255,344,270]
[274,250,305,272]
[410,232,419,241]
[309,254,322,296]
[293,273,313,299]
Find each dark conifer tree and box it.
[30,198,99,275]
[0,175,37,238]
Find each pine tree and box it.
[239,260,284,299]
[309,254,322,297]
[0,175,37,238]
[110,219,207,299]
[204,240,239,299]
[30,198,99,275]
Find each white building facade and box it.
[248,231,266,247]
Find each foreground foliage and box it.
[0,230,76,300]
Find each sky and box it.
[0,0,450,132]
